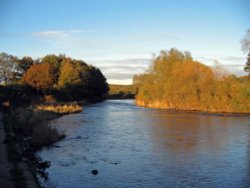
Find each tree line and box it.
[0,53,109,103]
[108,84,136,99]
[134,49,250,113]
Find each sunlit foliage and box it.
[134,49,250,113]
[21,54,108,100]
[22,63,56,93]
[57,58,108,100]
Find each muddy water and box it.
[38,100,250,188]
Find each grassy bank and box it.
[2,108,41,188]
[10,107,65,149]
[5,102,82,150]
[1,102,83,187]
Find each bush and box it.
[10,107,64,150]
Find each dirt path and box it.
[0,112,15,188]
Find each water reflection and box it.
[38,100,250,188]
[149,113,236,153]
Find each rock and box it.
[91,169,98,175]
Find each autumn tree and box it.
[22,63,57,93]
[57,58,108,100]
[134,48,250,113]
[19,53,108,100]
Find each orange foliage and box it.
[134,49,250,113]
[22,63,56,93]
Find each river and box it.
[38,100,250,188]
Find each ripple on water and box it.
[38,100,250,188]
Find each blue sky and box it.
[0,0,249,84]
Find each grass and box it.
[35,103,82,114]
[1,101,83,186]
[2,106,67,187]
[10,107,65,150]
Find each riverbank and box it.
[0,111,38,188]
[0,102,83,187]
[135,99,250,116]
[0,112,15,188]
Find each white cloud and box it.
[33,31,68,38]
[89,58,151,85]
[32,29,84,39]
[108,79,132,85]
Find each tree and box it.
[87,66,109,97]
[57,58,91,100]
[134,49,250,113]
[0,52,21,84]
[18,56,34,72]
[41,54,64,83]
[244,53,250,75]
[241,29,250,75]
[41,54,63,67]
[57,58,108,100]
[22,63,56,93]
[58,58,80,88]
[241,29,250,53]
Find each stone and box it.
[91,169,98,175]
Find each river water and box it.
[38,100,250,188]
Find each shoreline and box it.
[0,111,39,188]
[0,102,85,187]
[135,100,250,117]
[0,112,15,188]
